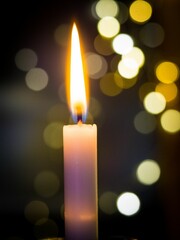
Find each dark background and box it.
[1,0,180,239]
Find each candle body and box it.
[63,124,98,240]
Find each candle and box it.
[63,23,98,240]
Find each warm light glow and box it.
[122,47,145,68]
[160,109,180,133]
[112,34,134,55]
[97,16,120,38]
[129,0,152,24]
[155,61,179,84]
[155,83,178,102]
[117,192,140,216]
[144,92,166,114]
[118,58,139,79]
[67,23,89,122]
[95,0,119,18]
[136,160,161,185]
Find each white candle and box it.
[63,123,97,239]
[63,23,98,239]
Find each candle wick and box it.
[77,114,83,124]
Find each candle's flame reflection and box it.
[66,23,89,123]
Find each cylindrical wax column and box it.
[63,123,98,240]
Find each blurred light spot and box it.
[129,0,152,24]
[160,109,180,133]
[139,82,156,101]
[112,34,134,55]
[34,171,60,198]
[99,191,118,215]
[24,200,49,224]
[115,74,138,89]
[144,92,166,114]
[100,72,122,96]
[86,52,108,79]
[97,16,120,38]
[94,34,114,56]
[89,97,102,118]
[118,2,129,24]
[156,61,179,84]
[117,192,140,216]
[118,58,139,79]
[136,160,161,185]
[58,83,66,103]
[25,68,48,91]
[47,104,69,122]
[91,1,99,20]
[122,47,145,68]
[95,0,119,18]
[15,48,38,71]
[43,122,63,149]
[155,83,178,102]
[54,24,69,47]
[139,22,165,48]
[110,55,121,72]
[34,219,58,239]
[134,110,157,134]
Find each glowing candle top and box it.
[66,23,89,123]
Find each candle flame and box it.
[66,22,89,123]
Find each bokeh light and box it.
[110,55,121,72]
[86,52,108,79]
[100,72,122,96]
[155,61,179,84]
[117,192,140,216]
[25,68,48,91]
[47,104,69,122]
[134,110,157,134]
[155,83,178,102]
[97,16,120,38]
[118,1,129,24]
[99,191,118,215]
[136,160,161,185]
[54,24,69,47]
[139,22,165,48]
[89,97,102,119]
[34,171,60,198]
[160,109,180,133]
[122,47,145,68]
[24,200,49,224]
[139,82,156,101]
[94,34,114,56]
[112,34,134,55]
[43,121,63,149]
[95,0,119,18]
[129,0,152,24]
[143,92,166,114]
[118,58,139,79]
[115,74,138,89]
[15,48,38,71]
